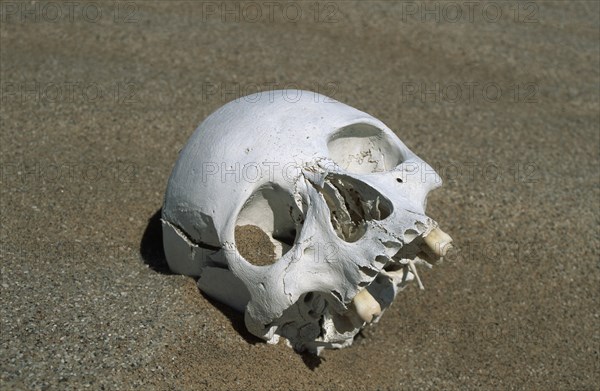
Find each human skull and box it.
[161,90,452,354]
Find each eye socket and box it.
[327,123,404,174]
[235,184,303,266]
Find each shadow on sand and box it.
[139,208,322,369]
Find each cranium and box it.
[161,90,452,354]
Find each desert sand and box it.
[1,1,598,390]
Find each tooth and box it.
[423,227,453,257]
[352,288,381,323]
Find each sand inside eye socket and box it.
[235,224,277,266]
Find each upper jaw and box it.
[350,225,453,323]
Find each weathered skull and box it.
[162,90,452,354]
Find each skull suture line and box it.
[161,90,452,354]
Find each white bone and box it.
[161,90,451,354]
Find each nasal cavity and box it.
[320,174,392,242]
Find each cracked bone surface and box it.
[162,90,452,355]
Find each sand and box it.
[1,1,598,390]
